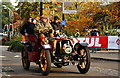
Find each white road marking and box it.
[14,55,21,58]
[0,55,6,58]
[7,75,11,77]
[0,46,9,47]
[1,72,7,77]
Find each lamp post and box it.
[62,2,65,23]
[2,5,13,40]
[40,1,43,16]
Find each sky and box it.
[10,0,18,6]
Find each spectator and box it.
[105,31,110,36]
[74,29,80,37]
[89,28,101,53]
[90,29,101,36]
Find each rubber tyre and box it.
[21,46,30,70]
[39,49,51,76]
[74,44,90,74]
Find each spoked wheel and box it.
[21,46,30,70]
[74,43,90,74]
[39,49,51,76]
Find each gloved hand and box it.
[39,29,44,33]
[49,29,53,33]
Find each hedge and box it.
[4,36,23,52]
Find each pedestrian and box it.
[105,31,110,36]
[90,28,101,36]
[74,29,80,37]
[89,28,101,53]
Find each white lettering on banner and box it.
[95,38,101,47]
[73,36,119,49]
[77,38,85,43]
[73,37,102,47]
[73,38,78,44]
[86,38,89,44]
[88,38,94,47]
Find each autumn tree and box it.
[2,2,14,29]
[65,2,120,36]
[15,1,120,36]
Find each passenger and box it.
[20,18,37,51]
[20,18,34,36]
[51,16,63,37]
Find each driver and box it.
[35,15,54,44]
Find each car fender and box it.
[79,42,88,47]
[74,42,88,48]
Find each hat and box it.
[75,29,79,32]
[40,15,48,19]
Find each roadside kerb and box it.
[91,56,120,62]
[90,50,120,62]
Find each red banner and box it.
[73,36,108,48]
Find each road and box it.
[0,46,119,78]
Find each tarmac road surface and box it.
[0,46,119,78]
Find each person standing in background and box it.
[90,28,101,36]
[105,31,110,36]
[89,28,101,53]
[74,29,80,37]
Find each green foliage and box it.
[12,2,120,36]
[4,36,23,52]
[8,41,23,52]
[109,29,119,36]
[65,2,120,36]
[2,2,14,28]
[16,2,40,24]
[4,36,21,45]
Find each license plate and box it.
[43,44,51,49]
